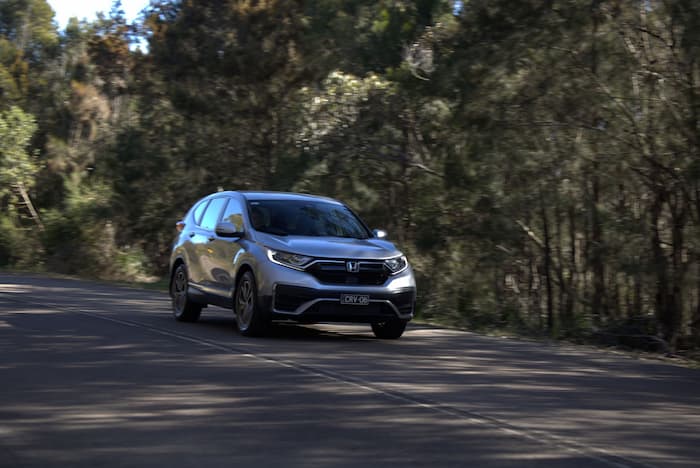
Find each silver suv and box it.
[169,191,416,338]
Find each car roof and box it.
[212,191,342,205]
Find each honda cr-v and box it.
[169,191,416,338]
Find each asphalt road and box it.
[0,273,699,468]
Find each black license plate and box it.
[340,294,370,306]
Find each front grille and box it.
[308,261,388,285]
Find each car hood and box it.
[255,233,403,259]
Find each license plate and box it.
[340,294,370,306]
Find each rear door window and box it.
[200,197,227,231]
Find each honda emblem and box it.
[346,261,360,273]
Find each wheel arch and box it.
[234,263,255,290]
[169,256,186,297]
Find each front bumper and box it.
[268,284,415,323]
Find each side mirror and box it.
[372,229,388,239]
[215,222,244,238]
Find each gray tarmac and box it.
[0,273,698,467]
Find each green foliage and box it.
[0,0,58,108]
[41,180,151,280]
[0,214,42,269]
[2,0,700,352]
[0,214,21,266]
[0,105,37,193]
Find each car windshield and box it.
[247,199,370,239]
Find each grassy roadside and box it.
[0,266,170,292]
[410,315,700,369]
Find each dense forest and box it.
[1,0,699,352]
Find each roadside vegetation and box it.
[1,1,699,355]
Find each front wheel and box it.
[171,264,202,322]
[234,271,268,336]
[371,320,407,339]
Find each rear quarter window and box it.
[192,200,209,226]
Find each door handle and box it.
[189,232,195,238]
[208,236,216,242]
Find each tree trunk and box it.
[564,204,576,328]
[588,1,607,326]
[695,186,700,342]
[526,245,538,329]
[591,165,607,326]
[650,193,670,345]
[694,257,700,344]
[633,272,642,317]
[540,191,554,334]
[15,182,44,231]
[668,195,687,351]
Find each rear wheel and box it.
[371,320,407,339]
[171,264,202,322]
[234,271,268,336]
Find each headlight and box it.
[266,248,314,270]
[384,255,408,275]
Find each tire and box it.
[171,264,202,322]
[371,320,407,339]
[234,271,268,336]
